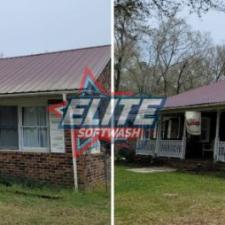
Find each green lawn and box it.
[0,183,110,225]
[116,166,225,225]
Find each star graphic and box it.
[49,67,133,157]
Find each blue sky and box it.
[0,0,111,57]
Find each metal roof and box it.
[0,45,110,94]
[165,79,225,109]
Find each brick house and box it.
[0,45,110,189]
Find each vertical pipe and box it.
[214,110,221,162]
[155,114,162,157]
[181,113,186,160]
[63,93,78,191]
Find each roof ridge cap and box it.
[0,44,110,60]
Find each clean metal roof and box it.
[165,79,225,109]
[0,45,110,94]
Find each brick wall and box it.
[77,154,110,190]
[0,129,109,189]
[0,151,74,186]
[65,130,110,190]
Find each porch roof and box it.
[0,45,110,95]
[164,79,225,110]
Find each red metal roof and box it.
[0,45,110,94]
[165,79,225,109]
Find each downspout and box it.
[155,114,162,157]
[214,110,221,162]
[181,115,186,160]
[63,93,78,190]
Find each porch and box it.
[136,110,225,162]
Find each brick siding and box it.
[0,129,109,189]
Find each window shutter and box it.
[48,100,65,153]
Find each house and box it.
[136,79,225,162]
[0,45,110,189]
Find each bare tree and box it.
[206,45,225,82]
[114,0,148,91]
[115,0,225,92]
[122,16,212,96]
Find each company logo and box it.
[49,68,165,157]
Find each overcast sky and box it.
[181,10,225,44]
[0,1,224,57]
[0,0,111,57]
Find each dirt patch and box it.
[126,167,176,173]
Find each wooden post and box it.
[155,114,162,157]
[214,110,221,162]
[181,114,186,160]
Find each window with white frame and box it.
[0,106,18,149]
[21,106,49,149]
[162,117,181,140]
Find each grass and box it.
[116,165,225,225]
[0,183,110,225]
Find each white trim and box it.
[18,106,22,151]
[49,110,65,153]
[21,148,49,153]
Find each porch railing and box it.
[217,141,225,162]
[136,139,156,156]
[136,139,184,159]
[157,140,184,158]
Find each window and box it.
[22,106,48,148]
[162,117,181,140]
[0,106,18,149]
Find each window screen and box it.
[0,106,18,149]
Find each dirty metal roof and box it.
[165,79,225,109]
[0,45,110,95]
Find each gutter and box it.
[0,89,81,98]
[162,101,225,113]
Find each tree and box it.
[114,0,225,91]
[120,16,212,96]
[114,0,148,91]
[206,45,225,81]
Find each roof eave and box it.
[162,101,225,113]
[0,89,81,98]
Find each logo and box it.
[49,67,166,157]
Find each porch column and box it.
[214,110,221,161]
[181,114,186,159]
[155,114,162,157]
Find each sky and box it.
[0,0,111,57]
[0,1,224,57]
[181,10,225,45]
